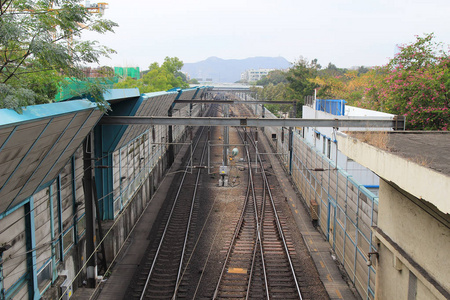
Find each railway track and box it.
[212,125,304,299]
[124,102,328,300]
[126,107,213,300]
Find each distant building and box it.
[82,66,114,78]
[114,67,140,80]
[240,68,275,82]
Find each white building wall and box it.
[240,69,275,82]
[302,104,396,189]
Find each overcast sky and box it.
[82,0,450,70]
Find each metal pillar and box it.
[82,133,96,288]
[255,129,259,173]
[289,127,293,175]
[49,185,57,282]
[0,252,4,300]
[168,107,174,167]
[25,198,38,299]
[222,104,229,166]
[221,104,230,186]
[261,104,265,133]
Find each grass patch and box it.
[348,131,390,151]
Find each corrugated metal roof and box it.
[104,88,140,102]
[195,87,207,100]
[0,100,102,214]
[114,91,178,150]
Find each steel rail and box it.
[212,125,271,299]
[139,117,210,300]
[240,129,270,300]
[212,170,252,299]
[172,135,209,299]
[248,131,304,299]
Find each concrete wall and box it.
[336,132,450,215]
[374,179,450,300]
[337,133,450,300]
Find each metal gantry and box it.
[100,116,406,130]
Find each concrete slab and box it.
[71,287,95,300]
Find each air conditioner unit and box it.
[60,279,73,300]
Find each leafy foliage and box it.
[291,34,450,130]
[0,0,118,111]
[364,33,450,130]
[286,57,320,101]
[114,57,189,92]
[252,58,320,117]
[256,70,288,86]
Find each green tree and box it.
[366,33,450,130]
[318,63,347,78]
[0,0,117,111]
[286,57,320,112]
[256,70,288,86]
[114,57,189,92]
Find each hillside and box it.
[182,56,291,83]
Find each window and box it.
[323,138,326,155]
[37,260,52,293]
[63,227,74,253]
[77,215,86,238]
[327,139,332,159]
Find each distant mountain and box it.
[182,56,291,83]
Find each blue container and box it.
[316,99,346,116]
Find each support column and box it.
[167,107,174,167]
[261,104,265,133]
[82,133,96,288]
[289,127,293,175]
[25,198,38,299]
[222,104,229,167]
[221,104,230,186]
[0,251,5,300]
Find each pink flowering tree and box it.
[367,33,450,130]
